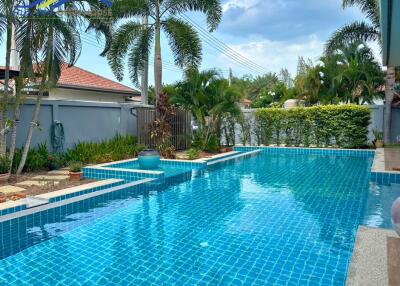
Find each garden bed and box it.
[0,170,95,202]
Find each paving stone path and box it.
[1,169,70,199]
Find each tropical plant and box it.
[186,148,200,160]
[0,156,10,174]
[15,11,81,175]
[373,129,383,141]
[330,41,384,104]
[170,69,242,150]
[107,0,222,105]
[0,0,17,157]
[326,0,396,143]
[69,161,83,173]
[150,92,176,158]
[66,134,143,164]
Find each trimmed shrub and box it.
[254,105,371,148]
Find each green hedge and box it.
[254,105,371,148]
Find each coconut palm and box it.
[326,0,396,142]
[107,0,222,105]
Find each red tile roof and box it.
[1,65,140,96]
[58,65,140,95]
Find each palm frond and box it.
[165,0,222,31]
[111,0,151,19]
[342,0,380,27]
[325,21,379,54]
[106,21,142,81]
[127,26,154,85]
[163,17,202,69]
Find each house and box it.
[0,65,141,103]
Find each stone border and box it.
[370,148,400,184]
[346,226,398,286]
[207,149,262,166]
[0,178,154,223]
[0,179,124,217]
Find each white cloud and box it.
[219,35,325,77]
[222,0,260,13]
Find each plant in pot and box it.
[373,129,384,148]
[69,161,83,181]
[0,156,10,183]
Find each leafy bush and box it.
[48,153,66,170]
[0,156,10,174]
[186,148,201,160]
[255,105,371,148]
[12,143,50,173]
[66,134,144,164]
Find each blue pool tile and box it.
[1,150,399,286]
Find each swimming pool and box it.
[0,150,398,285]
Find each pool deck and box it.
[347,226,399,286]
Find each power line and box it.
[179,14,268,75]
[79,33,183,73]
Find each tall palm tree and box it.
[107,0,222,105]
[326,0,396,143]
[15,13,81,174]
[0,0,17,157]
[12,0,112,174]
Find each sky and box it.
[1,0,378,92]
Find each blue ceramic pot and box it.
[138,149,161,169]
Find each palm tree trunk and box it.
[141,15,149,105]
[0,22,13,157]
[154,1,162,105]
[8,78,22,174]
[16,76,46,175]
[384,66,396,143]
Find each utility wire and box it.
[179,14,268,75]
[79,34,182,73]
[79,30,230,76]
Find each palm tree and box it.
[107,0,222,105]
[326,0,396,143]
[170,69,242,149]
[332,41,384,104]
[15,13,81,175]
[0,0,17,157]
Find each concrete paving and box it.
[16,180,60,187]
[347,226,398,286]
[31,175,69,181]
[0,185,26,194]
[47,170,70,175]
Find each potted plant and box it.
[69,161,83,181]
[373,129,384,148]
[0,156,10,183]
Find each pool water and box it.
[1,152,399,285]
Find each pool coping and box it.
[0,178,155,223]
[346,226,398,286]
[370,148,400,184]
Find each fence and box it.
[134,107,192,150]
[10,99,142,151]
